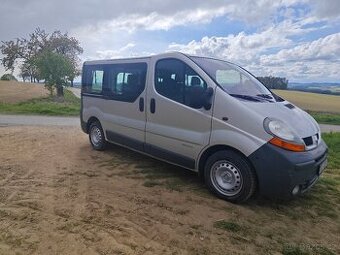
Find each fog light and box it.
[292,185,300,195]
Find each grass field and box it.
[0,80,48,103]
[273,89,340,114]
[0,89,80,116]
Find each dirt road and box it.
[0,126,339,255]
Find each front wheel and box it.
[204,150,257,203]
[89,121,107,151]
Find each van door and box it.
[100,62,148,151]
[145,57,213,170]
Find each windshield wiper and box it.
[229,94,264,102]
[256,94,274,100]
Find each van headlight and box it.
[264,118,305,152]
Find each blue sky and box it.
[1,0,339,82]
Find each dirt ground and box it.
[0,126,339,255]
[0,81,48,103]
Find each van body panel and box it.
[210,87,272,156]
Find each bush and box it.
[0,73,17,81]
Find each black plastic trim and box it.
[106,130,144,152]
[248,140,328,199]
[105,130,195,170]
[145,144,195,169]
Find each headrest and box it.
[127,74,139,85]
[191,76,201,86]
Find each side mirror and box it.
[203,87,213,110]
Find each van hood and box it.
[244,101,320,138]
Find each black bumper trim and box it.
[248,140,328,199]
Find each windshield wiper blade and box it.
[256,94,274,100]
[229,94,263,102]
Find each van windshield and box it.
[191,57,276,102]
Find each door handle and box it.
[139,97,144,112]
[150,98,156,113]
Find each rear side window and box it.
[155,59,207,107]
[82,62,147,102]
[106,63,147,102]
[82,65,105,94]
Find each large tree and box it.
[35,50,74,97]
[256,76,288,90]
[0,28,83,89]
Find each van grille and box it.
[303,133,319,149]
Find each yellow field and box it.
[273,89,340,114]
[0,81,48,103]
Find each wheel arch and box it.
[86,117,101,133]
[198,144,258,183]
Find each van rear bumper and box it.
[248,140,328,199]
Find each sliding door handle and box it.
[139,97,144,112]
[150,98,156,114]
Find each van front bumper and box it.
[248,139,328,199]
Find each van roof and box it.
[83,51,236,66]
[83,52,189,65]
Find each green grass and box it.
[0,89,80,116]
[309,111,340,125]
[213,220,242,232]
[322,132,340,169]
[282,244,336,255]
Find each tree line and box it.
[0,28,83,97]
[256,76,288,90]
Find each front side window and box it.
[192,57,276,102]
[155,59,207,108]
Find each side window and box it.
[155,59,207,108]
[82,65,104,94]
[91,70,104,93]
[106,63,147,102]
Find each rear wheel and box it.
[204,150,256,203]
[89,121,107,151]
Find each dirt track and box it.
[0,126,339,255]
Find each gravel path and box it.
[0,114,79,127]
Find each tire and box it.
[89,121,107,151]
[204,150,257,203]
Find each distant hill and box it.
[288,82,340,95]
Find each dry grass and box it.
[273,89,340,114]
[0,81,48,104]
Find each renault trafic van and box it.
[81,52,328,203]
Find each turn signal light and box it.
[269,137,305,152]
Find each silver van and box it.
[81,52,328,203]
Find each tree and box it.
[35,50,74,97]
[256,76,288,90]
[0,28,83,90]
[1,73,17,81]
